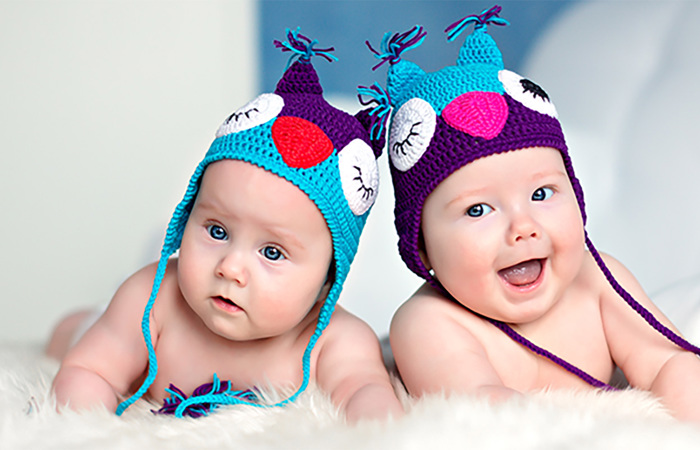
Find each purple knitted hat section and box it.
[275,59,323,95]
[276,61,371,151]
[392,94,584,280]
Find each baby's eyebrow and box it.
[446,186,489,209]
[530,169,568,181]
[191,197,223,215]
[194,199,306,250]
[265,225,304,250]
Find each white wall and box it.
[523,0,700,336]
[0,0,258,343]
[523,1,700,296]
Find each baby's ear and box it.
[354,107,386,158]
[417,233,432,272]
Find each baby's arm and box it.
[316,309,403,423]
[391,284,519,401]
[52,263,158,412]
[600,254,700,422]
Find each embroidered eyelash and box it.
[392,121,422,156]
[520,79,550,102]
[352,166,375,201]
[225,107,260,124]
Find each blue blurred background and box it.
[259,1,573,96]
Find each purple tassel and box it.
[273,27,337,64]
[445,5,509,42]
[153,376,257,419]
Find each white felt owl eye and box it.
[388,98,437,172]
[338,139,379,216]
[499,70,557,118]
[215,93,285,137]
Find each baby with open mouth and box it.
[375,5,700,423]
[498,259,543,288]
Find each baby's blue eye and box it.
[262,246,284,261]
[207,225,228,241]
[466,204,493,217]
[532,187,554,202]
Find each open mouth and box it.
[498,259,544,288]
[213,296,243,312]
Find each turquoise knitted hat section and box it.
[116,29,382,417]
[368,4,700,392]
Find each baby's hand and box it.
[343,381,404,423]
[649,351,700,423]
[315,309,404,423]
[53,365,119,412]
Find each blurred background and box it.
[3,0,700,344]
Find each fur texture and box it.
[2,343,700,449]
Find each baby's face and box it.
[177,160,333,341]
[421,147,585,324]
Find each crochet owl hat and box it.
[116,29,386,417]
[370,5,700,388]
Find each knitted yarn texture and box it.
[372,5,700,388]
[116,29,384,416]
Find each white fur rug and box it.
[2,343,700,449]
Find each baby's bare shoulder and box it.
[391,283,484,336]
[320,306,379,349]
[111,260,178,306]
[313,306,388,386]
[390,283,493,360]
[389,284,507,395]
[104,258,184,337]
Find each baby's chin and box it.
[462,294,558,326]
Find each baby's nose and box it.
[216,252,248,286]
[508,212,541,244]
[442,91,508,140]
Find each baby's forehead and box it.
[199,159,305,198]
[452,146,565,175]
[195,159,327,224]
[432,146,567,194]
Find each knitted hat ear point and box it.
[366,26,427,106]
[356,83,392,157]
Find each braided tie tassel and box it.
[154,374,258,419]
[444,4,509,42]
[366,26,427,71]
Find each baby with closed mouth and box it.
[46,28,403,423]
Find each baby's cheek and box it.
[554,226,586,279]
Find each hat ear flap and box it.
[354,107,385,158]
[356,83,392,158]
